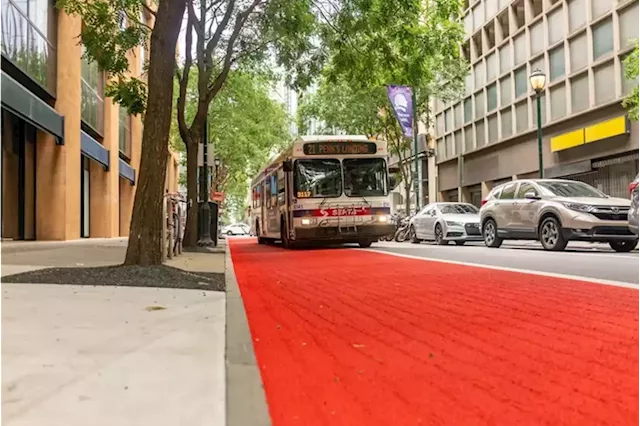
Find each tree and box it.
[622,39,639,121]
[59,0,187,265]
[175,0,317,246]
[172,67,290,223]
[300,0,468,212]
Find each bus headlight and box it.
[377,215,390,223]
[301,218,312,225]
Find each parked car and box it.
[480,179,637,252]
[629,174,639,235]
[409,202,482,245]
[223,223,250,236]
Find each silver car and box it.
[409,202,482,245]
[629,174,638,235]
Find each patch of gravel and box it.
[2,265,225,292]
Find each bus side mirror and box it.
[389,176,398,190]
[283,160,293,172]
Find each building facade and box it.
[432,0,639,206]
[1,0,180,240]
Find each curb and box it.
[225,243,272,426]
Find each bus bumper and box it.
[293,224,395,242]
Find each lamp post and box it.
[197,116,214,246]
[529,68,546,178]
[213,157,221,192]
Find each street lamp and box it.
[529,68,546,178]
[197,117,214,246]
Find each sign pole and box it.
[412,89,420,213]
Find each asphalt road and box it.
[370,241,639,285]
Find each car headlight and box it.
[563,203,594,213]
[446,221,462,227]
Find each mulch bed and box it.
[2,265,225,292]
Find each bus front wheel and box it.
[358,240,372,248]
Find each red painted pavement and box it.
[229,239,639,426]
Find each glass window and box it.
[445,134,454,158]
[516,182,538,198]
[549,46,565,81]
[569,32,588,72]
[486,52,497,81]
[594,62,615,105]
[465,73,474,95]
[343,159,388,197]
[619,2,639,49]
[464,11,473,35]
[530,56,545,77]
[571,73,589,113]
[294,159,342,198]
[592,18,613,61]
[454,130,462,155]
[487,114,498,143]
[568,0,586,32]
[500,76,512,106]
[547,8,565,45]
[473,4,484,31]
[81,51,105,134]
[514,67,527,98]
[440,203,479,214]
[485,0,498,19]
[501,108,512,138]
[499,43,511,74]
[445,109,452,132]
[530,21,545,56]
[550,83,566,120]
[436,139,444,162]
[436,113,445,134]
[487,84,497,111]
[499,182,517,199]
[464,97,473,123]
[119,107,131,156]
[515,101,528,133]
[474,62,485,88]
[454,104,463,129]
[475,120,486,147]
[538,181,605,197]
[591,0,612,20]
[464,125,474,152]
[514,33,526,65]
[1,0,57,93]
[475,91,485,118]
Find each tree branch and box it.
[142,2,157,18]
[177,11,194,145]
[204,0,236,59]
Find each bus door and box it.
[283,160,294,238]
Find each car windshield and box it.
[538,181,606,198]
[343,158,388,197]
[439,204,479,214]
[294,159,342,198]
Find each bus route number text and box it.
[303,142,377,156]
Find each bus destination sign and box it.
[303,141,377,156]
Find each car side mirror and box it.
[524,191,540,200]
[283,160,293,172]
[389,176,398,190]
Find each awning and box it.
[1,71,64,144]
[119,158,135,185]
[81,131,109,170]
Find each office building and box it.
[433,0,639,205]
[1,0,180,240]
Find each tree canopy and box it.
[622,39,639,121]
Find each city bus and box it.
[250,135,396,248]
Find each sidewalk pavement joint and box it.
[225,243,272,426]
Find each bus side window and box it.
[265,179,271,208]
[271,175,278,207]
[278,177,285,205]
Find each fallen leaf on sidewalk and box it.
[145,306,166,311]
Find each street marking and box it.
[364,248,639,290]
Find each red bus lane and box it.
[229,239,639,426]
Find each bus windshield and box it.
[294,159,342,198]
[343,158,387,197]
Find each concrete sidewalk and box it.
[1,239,229,426]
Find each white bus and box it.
[250,135,396,248]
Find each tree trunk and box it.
[124,0,186,266]
[183,141,199,247]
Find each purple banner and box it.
[387,85,414,138]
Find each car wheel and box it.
[434,224,448,245]
[455,241,465,246]
[358,240,372,248]
[227,230,233,236]
[539,216,568,251]
[483,219,503,248]
[609,239,638,252]
[410,225,421,244]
